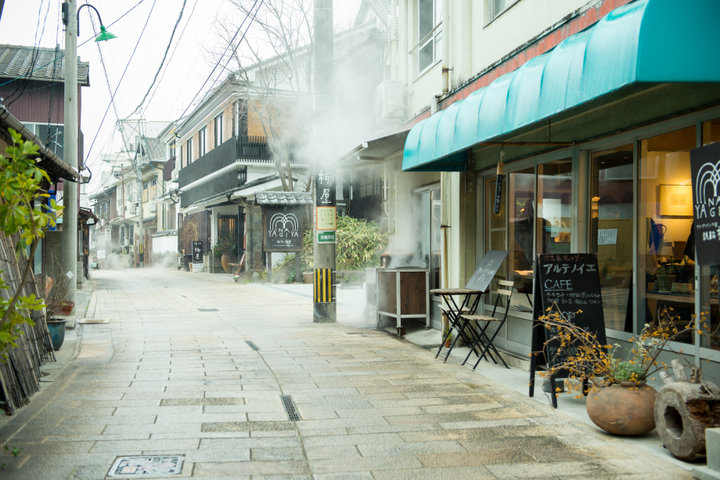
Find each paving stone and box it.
[192,460,308,476]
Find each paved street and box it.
[0,268,693,479]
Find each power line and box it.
[129,0,188,117]
[83,0,158,166]
[143,0,201,113]
[0,0,146,89]
[177,0,264,121]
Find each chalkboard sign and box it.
[466,250,508,292]
[529,253,606,407]
[192,241,203,263]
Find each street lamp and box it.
[61,1,115,301]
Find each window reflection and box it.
[640,126,696,344]
[591,146,633,332]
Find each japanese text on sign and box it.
[316,206,337,231]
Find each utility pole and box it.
[62,0,79,300]
[312,0,336,323]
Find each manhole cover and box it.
[108,455,184,477]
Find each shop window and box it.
[507,167,535,312]
[537,159,573,255]
[591,146,634,332]
[639,126,696,344]
[417,0,443,73]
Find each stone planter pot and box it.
[46,318,67,351]
[220,253,235,273]
[586,382,657,435]
[58,301,74,315]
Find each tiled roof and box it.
[255,191,313,205]
[0,44,90,85]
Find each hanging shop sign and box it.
[691,142,720,265]
[263,206,304,252]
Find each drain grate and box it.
[198,307,219,312]
[108,455,184,477]
[245,340,259,351]
[281,394,300,421]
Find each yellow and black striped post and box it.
[313,268,335,303]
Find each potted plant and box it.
[42,266,73,351]
[213,235,236,273]
[537,303,712,436]
[655,264,676,292]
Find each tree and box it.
[0,129,62,358]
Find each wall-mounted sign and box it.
[315,169,336,206]
[263,206,303,252]
[691,142,720,265]
[192,241,203,263]
[597,228,617,245]
[316,206,337,231]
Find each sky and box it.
[0,0,361,195]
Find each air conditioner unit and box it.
[128,203,137,215]
[148,203,157,213]
[375,80,406,121]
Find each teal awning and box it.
[403,0,720,172]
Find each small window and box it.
[186,138,193,164]
[198,127,207,157]
[214,113,223,147]
[488,0,518,21]
[418,0,443,73]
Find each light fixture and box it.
[63,3,117,42]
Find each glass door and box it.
[590,146,634,332]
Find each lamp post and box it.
[62,1,114,300]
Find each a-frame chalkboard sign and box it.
[528,253,606,408]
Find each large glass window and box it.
[639,126,696,344]
[591,146,634,332]
[507,167,535,312]
[418,0,443,73]
[537,159,573,255]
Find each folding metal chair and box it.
[460,279,513,369]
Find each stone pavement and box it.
[0,268,694,479]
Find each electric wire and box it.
[0,0,146,89]
[83,0,158,168]
[176,0,264,122]
[128,0,188,117]
[3,0,47,106]
[142,0,201,114]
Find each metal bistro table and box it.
[430,287,484,362]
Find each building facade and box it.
[342,0,720,381]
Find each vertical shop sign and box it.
[192,241,203,263]
[315,169,336,243]
[691,142,720,265]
